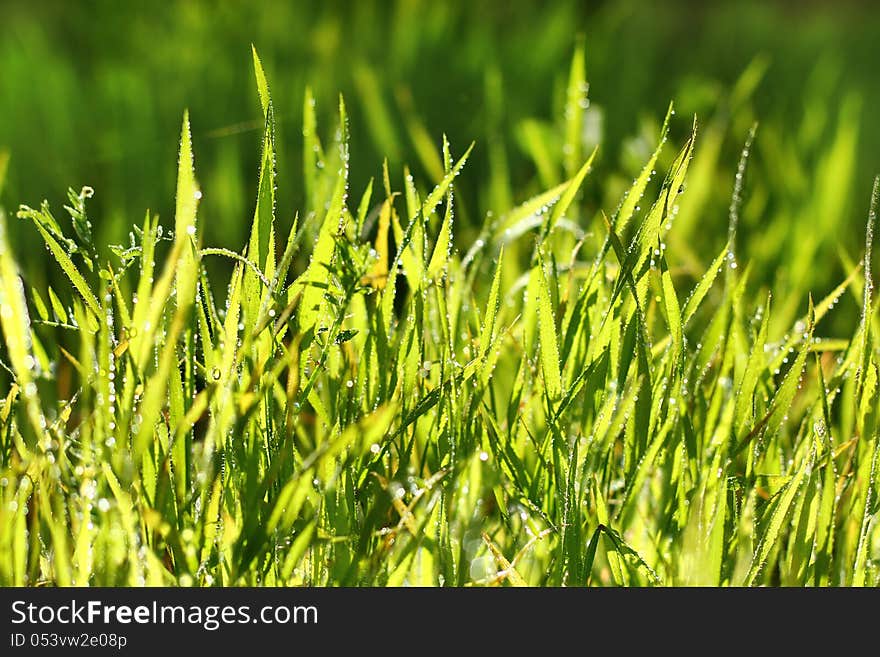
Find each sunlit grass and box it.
[0,46,878,587]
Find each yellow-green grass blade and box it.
[857,176,879,395]
[298,97,349,334]
[744,453,811,586]
[173,110,201,311]
[542,146,597,241]
[479,247,504,366]
[734,293,771,436]
[614,102,673,235]
[764,301,814,441]
[682,241,730,327]
[563,36,587,180]
[421,141,474,222]
[536,252,562,403]
[28,219,101,319]
[852,361,878,586]
[30,287,48,322]
[302,86,325,215]
[658,249,682,365]
[0,209,45,443]
[243,50,277,333]
[426,176,453,281]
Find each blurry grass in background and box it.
[1,0,879,337]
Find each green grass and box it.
[0,45,878,587]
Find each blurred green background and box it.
[1,0,879,332]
